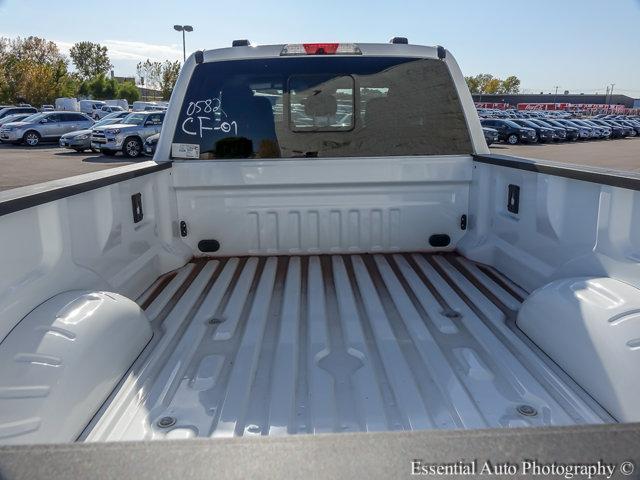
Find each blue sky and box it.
[1,0,639,96]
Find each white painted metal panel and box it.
[172,157,472,256]
[0,291,152,444]
[88,254,609,442]
[518,277,640,422]
[458,162,640,292]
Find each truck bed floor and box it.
[86,253,610,441]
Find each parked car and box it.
[605,120,635,137]
[143,132,160,156]
[571,119,608,139]
[556,119,593,139]
[480,118,537,144]
[581,119,612,139]
[511,119,554,143]
[616,119,640,136]
[105,99,129,111]
[92,105,126,120]
[527,119,568,141]
[540,118,579,141]
[91,111,165,158]
[55,97,80,112]
[100,110,131,122]
[0,106,38,120]
[482,127,499,146]
[132,101,162,112]
[0,114,35,143]
[40,105,55,112]
[59,115,128,153]
[0,113,33,128]
[79,100,106,117]
[0,111,94,146]
[590,119,626,139]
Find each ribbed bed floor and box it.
[85,253,610,442]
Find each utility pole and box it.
[605,86,610,105]
[553,85,559,104]
[610,83,615,104]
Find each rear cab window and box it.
[171,56,472,159]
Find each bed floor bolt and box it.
[516,405,538,417]
[157,416,177,428]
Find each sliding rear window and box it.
[171,56,471,159]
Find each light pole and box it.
[173,25,194,62]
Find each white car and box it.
[0,111,94,146]
[92,104,126,120]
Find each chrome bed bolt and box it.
[157,416,177,428]
[516,404,538,417]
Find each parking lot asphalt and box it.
[491,137,640,173]
[0,143,133,191]
[0,138,639,192]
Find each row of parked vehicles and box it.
[0,106,164,158]
[479,109,640,145]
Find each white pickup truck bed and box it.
[86,253,609,441]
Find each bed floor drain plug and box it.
[208,316,225,325]
[517,405,537,417]
[157,416,177,428]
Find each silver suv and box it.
[91,111,164,158]
[0,111,94,146]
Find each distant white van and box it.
[105,99,129,111]
[54,98,80,111]
[132,101,162,112]
[79,99,106,116]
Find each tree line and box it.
[0,36,181,107]
[465,73,521,95]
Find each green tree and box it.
[484,78,502,94]
[117,81,140,103]
[77,79,91,98]
[0,36,75,105]
[465,74,494,94]
[87,74,108,98]
[7,36,64,65]
[57,73,78,99]
[69,41,113,81]
[0,66,8,104]
[464,76,480,94]
[104,76,119,98]
[465,73,522,95]
[499,75,521,94]
[159,60,181,100]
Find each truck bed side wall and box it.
[459,159,640,292]
[0,167,190,343]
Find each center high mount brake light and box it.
[280,43,362,56]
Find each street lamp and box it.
[174,24,194,62]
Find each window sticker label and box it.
[171,143,201,159]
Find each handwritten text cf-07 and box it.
[181,98,238,138]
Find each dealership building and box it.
[472,93,639,108]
